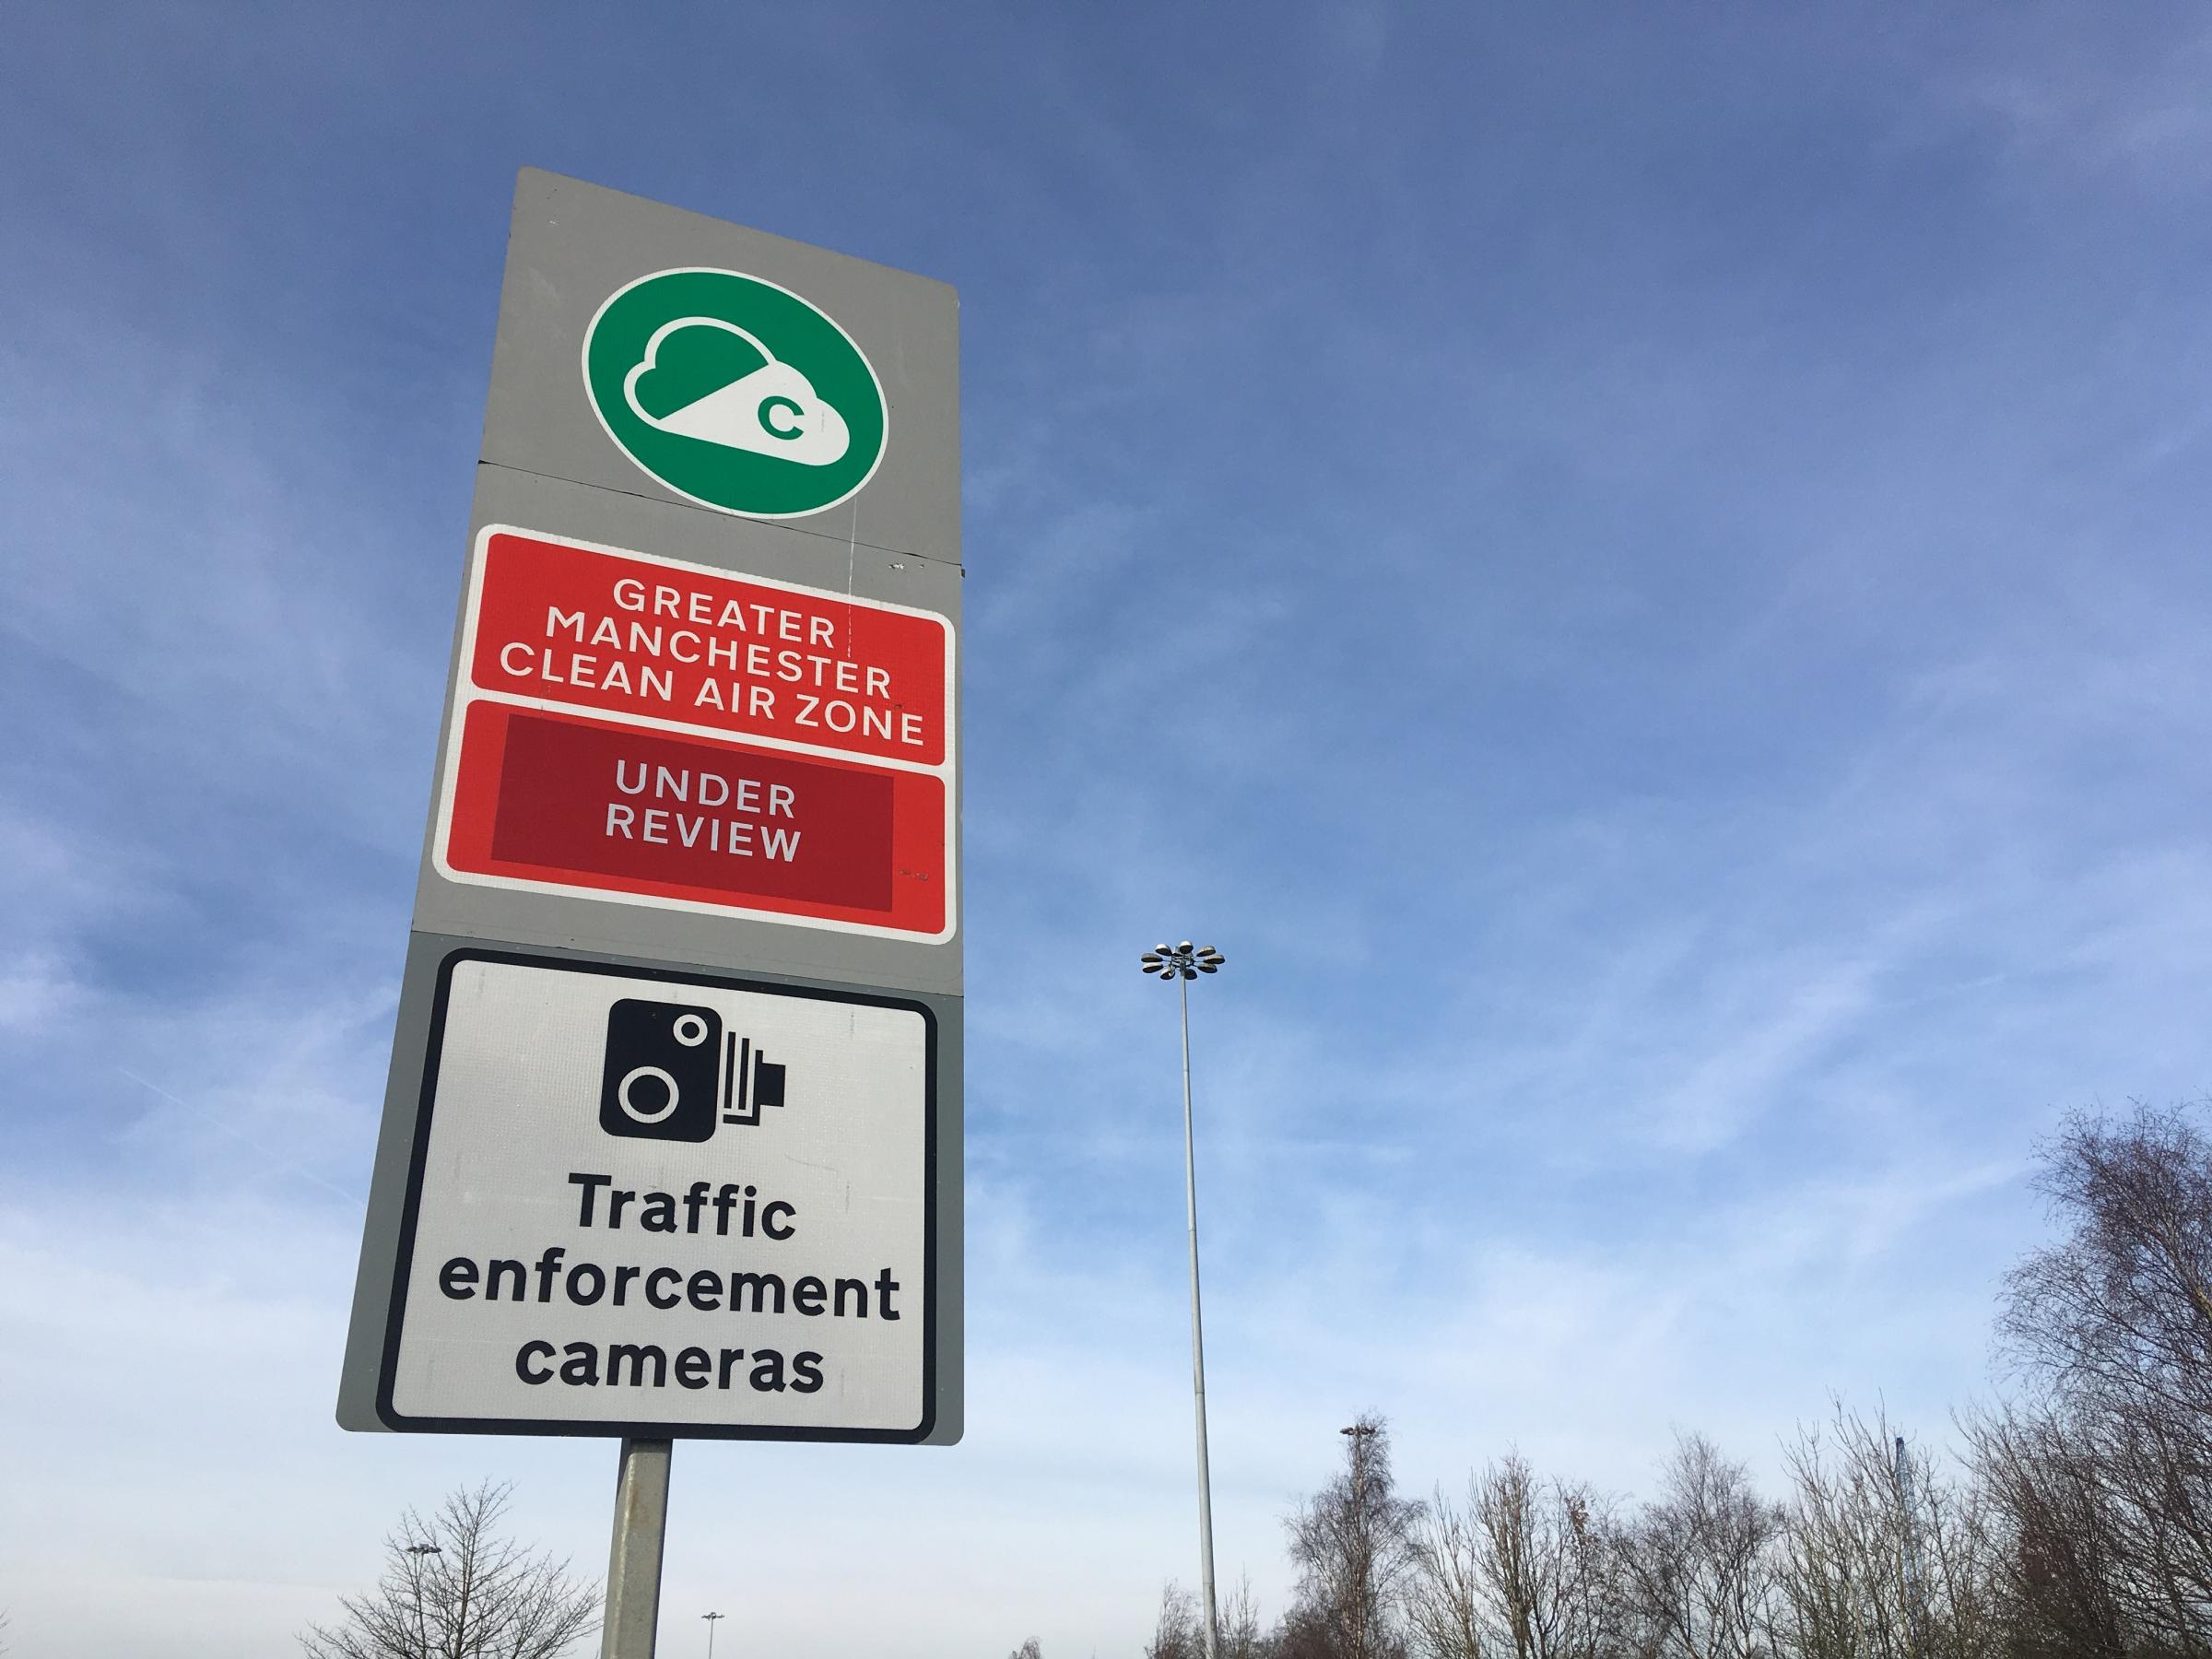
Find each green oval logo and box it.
[582,268,887,520]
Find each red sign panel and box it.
[435,527,954,939]
[441,704,947,936]
[468,530,949,767]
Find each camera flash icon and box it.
[723,1035,786,1127]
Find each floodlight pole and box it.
[1139,941,1228,1659]
[602,1438,673,1659]
[1179,969,1223,1659]
[1897,1436,1924,1657]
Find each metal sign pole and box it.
[602,1438,673,1659]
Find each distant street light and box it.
[1140,939,1230,1659]
[702,1610,725,1659]
[403,1544,441,1656]
[1339,1424,1383,1659]
[1342,1421,1378,1508]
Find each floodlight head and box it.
[1141,937,1228,983]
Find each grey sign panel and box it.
[341,171,962,1442]
[483,169,959,568]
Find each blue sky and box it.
[5,3,2212,1653]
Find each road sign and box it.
[339,170,961,1446]
[584,269,888,519]
[461,528,950,766]
[379,951,935,1439]
[433,525,953,940]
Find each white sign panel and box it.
[374,950,937,1441]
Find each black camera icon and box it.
[597,997,787,1142]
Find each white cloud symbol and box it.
[622,318,852,467]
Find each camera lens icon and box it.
[615,1065,680,1124]
[598,999,724,1142]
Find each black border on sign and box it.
[374,947,937,1442]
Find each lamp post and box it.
[403,1544,441,1659]
[702,1610,724,1659]
[1340,1424,1379,1659]
[1896,1438,1924,1658]
[1140,938,1228,1659]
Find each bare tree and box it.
[1962,1405,2132,1658]
[1916,1448,2007,1659]
[1285,1414,1425,1659]
[1406,1488,1489,1659]
[299,1481,598,1659]
[1610,1433,1783,1659]
[1006,1641,1044,1659]
[1774,1405,2004,1659]
[1150,1582,1206,1659]
[1406,1455,1619,1659]
[1973,1102,2212,1654]
[1222,1572,1267,1659]
[1157,1576,1267,1659]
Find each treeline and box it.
[1154,1409,1990,1659]
[1018,1102,2212,1659]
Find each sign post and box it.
[606,1439,673,1659]
[339,170,962,1655]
